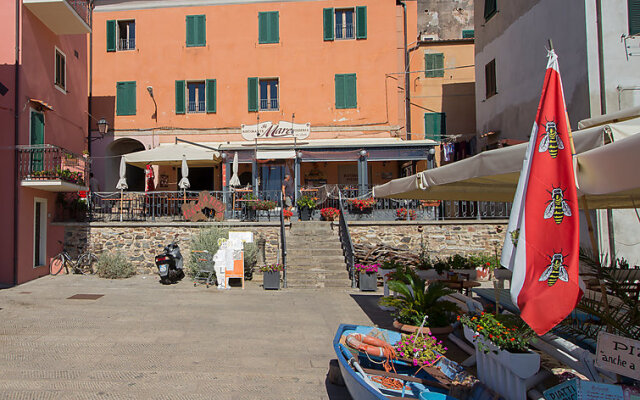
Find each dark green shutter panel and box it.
[335,74,345,109]
[271,12,279,43]
[434,53,444,77]
[175,80,185,114]
[345,74,357,108]
[424,113,445,141]
[116,82,136,116]
[425,54,434,77]
[323,8,334,41]
[356,6,367,39]
[206,79,216,113]
[30,112,45,171]
[106,20,116,52]
[484,0,497,20]
[630,0,640,36]
[258,12,268,43]
[197,15,206,46]
[248,77,258,112]
[186,15,195,46]
[127,82,136,115]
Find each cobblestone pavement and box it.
[0,275,378,399]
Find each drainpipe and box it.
[88,0,94,156]
[595,0,616,258]
[397,0,411,140]
[12,0,20,286]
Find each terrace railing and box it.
[17,144,89,187]
[337,191,356,288]
[67,0,92,28]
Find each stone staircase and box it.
[282,221,351,289]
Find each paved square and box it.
[0,275,377,399]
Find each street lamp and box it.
[97,118,109,136]
[427,147,436,169]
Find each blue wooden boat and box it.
[333,324,468,400]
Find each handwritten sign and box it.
[241,121,310,141]
[544,379,624,400]
[596,331,640,380]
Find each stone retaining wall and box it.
[348,220,508,258]
[59,220,508,274]
[61,222,281,274]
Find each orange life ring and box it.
[346,333,396,358]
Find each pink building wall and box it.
[0,3,89,285]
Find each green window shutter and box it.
[462,29,475,38]
[335,74,345,109]
[323,8,334,41]
[206,79,216,113]
[484,0,497,20]
[248,77,258,112]
[345,74,357,108]
[271,12,279,43]
[117,81,136,116]
[258,12,268,43]
[424,113,445,141]
[106,20,116,52]
[425,53,444,77]
[186,15,205,46]
[196,15,206,46]
[175,80,186,114]
[356,6,367,39]
[630,0,640,36]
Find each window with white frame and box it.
[117,20,136,50]
[187,81,206,113]
[54,48,66,91]
[259,78,279,111]
[335,9,355,39]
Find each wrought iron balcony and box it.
[18,145,89,192]
[23,0,91,35]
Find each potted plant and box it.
[380,274,459,336]
[348,198,376,213]
[296,195,316,221]
[459,312,538,400]
[355,263,379,291]
[241,193,258,221]
[468,254,499,281]
[282,208,293,221]
[396,207,417,220]
[395,332,448,368]
[320,207,339,221]
[260,263,282,290]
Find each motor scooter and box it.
[155,241,185,284]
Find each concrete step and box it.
[287,256,346,266]
[286,248,344,257]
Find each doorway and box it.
[260,164,285,201]
[33,198,47,267]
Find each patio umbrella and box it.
[178,155,190,203]
[115,156,128,221]
[229,152,240,187]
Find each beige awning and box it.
[256,149,296,159]
[124,144,220,168]
[373,117,640,209]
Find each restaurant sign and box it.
[241,121,310,141]
[595,331,640,380]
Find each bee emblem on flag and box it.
[539,252,569,287]
[538,120,564,158]
[510,229,520,247]
[544,187,572,224]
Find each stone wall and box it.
[349,220,507,258]
[61,222,281,273]
[59,220,508,274]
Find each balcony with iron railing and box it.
[23,0,91,35]
[260,98,279,111]
[17,145,89,192]
[335,23,354,39]
[118,38,136,51]
[188,101,206,113]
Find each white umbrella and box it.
[115,156,128,221]
[178,155,190,204]
[229,152,240,187]
[178,155,190,189]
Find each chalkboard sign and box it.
[596,331,640,380]
[544,379,624,400]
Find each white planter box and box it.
[463,326,540,400]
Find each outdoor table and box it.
[232,189,253,212]
[235,199,258,221]
[442,279,481,296]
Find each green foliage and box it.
[379,274,459,328]
[395,333,447,367]
[187,227,229,277]
[418,253,499,274]
[95,252,136,279]
[386,264,418,284]
[381,260,404,270]
[296,195,317,209]
[243,241,257,272]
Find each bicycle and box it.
[50,241,99,275]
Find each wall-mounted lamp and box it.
[359,149,368,157]
[221,152,227,160]
[97,118,109,136]
[297,150,303,159]
[147,86,158,121]
[428,147,436,156]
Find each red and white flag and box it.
[500,50,582,335]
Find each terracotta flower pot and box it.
[392,320,431,335]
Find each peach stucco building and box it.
[90,0,440,197]
[0,0,91,286]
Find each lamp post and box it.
[427,147,436,170]
[358,149,368,196]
